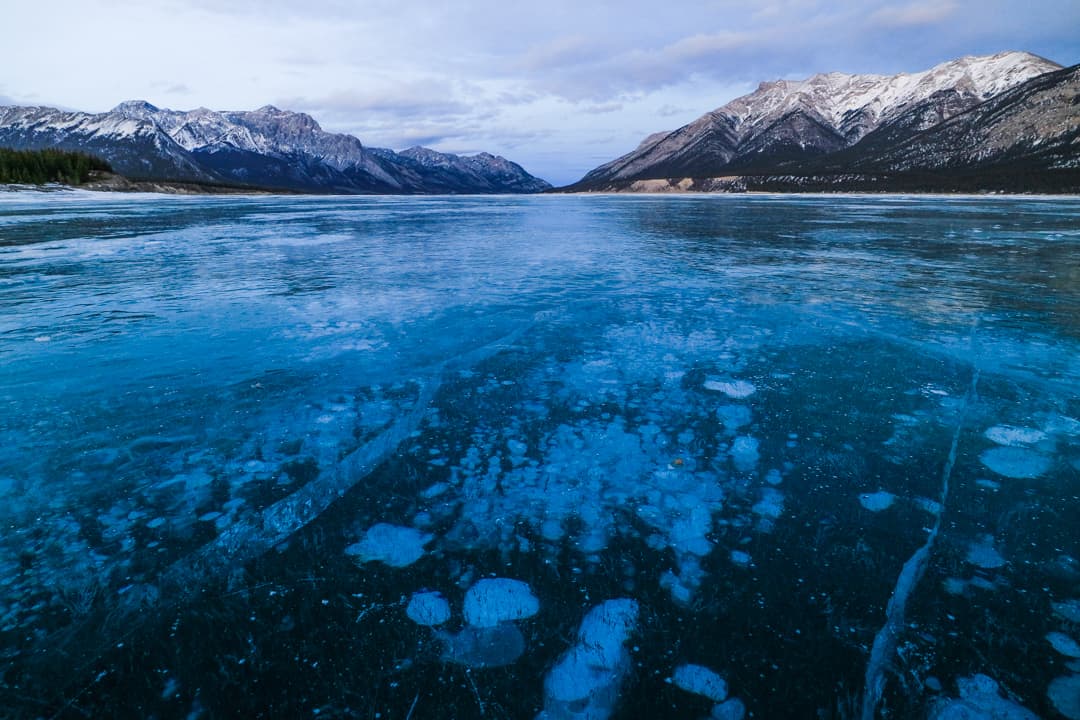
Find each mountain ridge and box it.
[570,51,1078,192]
[0,102,551,194]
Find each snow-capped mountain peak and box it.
[0,100,551,193]
[577,50,1064,186]
[720,51,1061,141]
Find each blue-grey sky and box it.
[3,0,1078,184]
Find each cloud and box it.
[869,1,959,27]
[664,30,759,61]
[2,0,1078,186]
[657,104,691,117]
[581,102,624,114]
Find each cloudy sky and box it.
[3,0,1078,184]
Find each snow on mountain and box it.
[577,51,1062,186]
[726,51,1059,139]
[853,63,1080,173]
[0,103,550,194]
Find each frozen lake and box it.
[1,191,1078,718]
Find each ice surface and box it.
[463,578,539,628]
[344,523,433,567]
[859,491,895,512]
[406,591,451,627]
[1048,632,1080,658]
[672,664,728,701]
[979,446,1051,479]
[3,194,1080,717]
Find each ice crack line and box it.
[859,367,980,720]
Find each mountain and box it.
[569,51,1079,192]
[0,102,551,194]
[846,64,1080,176]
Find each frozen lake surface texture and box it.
[0,192,1078,718]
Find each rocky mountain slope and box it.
[570,51,1078,192]
[0,102,550,194]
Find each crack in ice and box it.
[860,368,980,720]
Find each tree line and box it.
[0,148,112,185]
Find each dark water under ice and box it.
[0,191,1078,719]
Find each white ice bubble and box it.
[421,482,450,499]
[463,578,539,628]
[752,488,784,520]
[979,447,1051,479]
[540,599,638,720]
[730,436,760,472]
[577,598,640,667]
[439,624,525,668]
[1048,632,1080,658]
[914,497,942,516]
[1053,600,1080,624]
[705,379,756,399]
[1049,675,1080,720]
[965,535,1006,570]
[984,425,1047,447]
[932,674,1040,720]
[712,698,746,720]
[730,550,751,567]
[672,664,728,702]
[344,523,433,568]
[716,405,753,432]
[406,591,451,627]
[859,491,895,512]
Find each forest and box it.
[0,148,112,185]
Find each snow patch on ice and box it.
[344,523,433,567]
[672,664,728,702]
[463,578,539,628]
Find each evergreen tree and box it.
[0,148,112,185]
